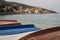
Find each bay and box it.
[0,13,60,28]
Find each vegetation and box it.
[0,0,57,15]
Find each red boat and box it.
[0,20,21,26]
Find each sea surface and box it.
[0,13,60,28]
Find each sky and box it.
[5,0,60,12]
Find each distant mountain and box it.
[0,0,57,14]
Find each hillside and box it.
[0,0,57,14]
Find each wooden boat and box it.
[0,24,36,30]
[0,20,17,22]
[0,24,41,35]
[19,26,60,40]
[0,20,21,26]
[0,22,21,26]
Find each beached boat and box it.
[0,20,21,26]
[19,26,60,40]
[0,20,41,35]
[0,24,41,35]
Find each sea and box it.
[0,13,60,28]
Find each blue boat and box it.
[0,24,41,35]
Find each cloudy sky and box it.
[5,0,60,12]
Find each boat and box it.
[19,26,60,40]
[0,20,21,26]
[0,24,41,35]
[0,20,41,35]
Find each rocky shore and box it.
[0,0,57,14]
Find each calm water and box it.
[0,13,60,28]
